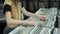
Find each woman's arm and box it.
[5,11,35,25]
[22,7,47,21]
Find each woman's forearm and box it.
[22,7,40,18]
[8,19,35,25]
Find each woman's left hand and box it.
[38,15,47,21]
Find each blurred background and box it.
[0,0,60,34]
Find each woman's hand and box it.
[25,20,36,25]
[37,14,47,21]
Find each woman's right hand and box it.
[25,20,36,26]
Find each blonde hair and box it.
[4,0,21,20]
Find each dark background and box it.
[0,0,59,34]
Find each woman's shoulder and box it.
[3,4,11,15]
[3,0,12,12]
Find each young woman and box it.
[3,0,47,34]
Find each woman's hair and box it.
[11,0,21,20]
[4,0,21,20]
